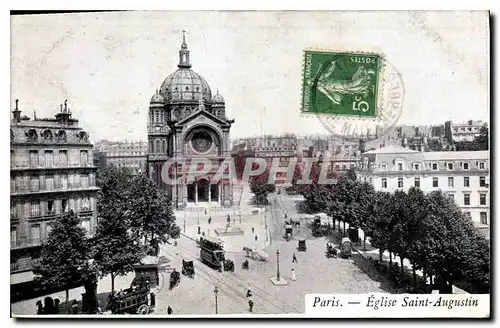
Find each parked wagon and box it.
[297,239,307,251]
[182,259,195,277]
[340,237,352,258]
[284,225,293,240]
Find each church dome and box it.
[159,69,212,102]
[212,90,225,104]
[158,32,212,103]
[150,90,165,104]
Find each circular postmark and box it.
[301,49,405,143]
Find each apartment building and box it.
[10,100,98,284]
[94,140,147,174]
[357,145,490,226]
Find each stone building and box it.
[94,140,147,175]
[445,120,486,143]
[357,145,490,226]
[146,33,234,209]
[10,100,98,286]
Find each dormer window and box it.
[42,129,53,140]
[77,131,89,142]
[447,163,454,170]
[397,163,403,171]
[463,162,470,170]
[413,163,420,171]
[381,164,387,171]
[432,163,438,170]
[26,128,38,141]
[56,130,67,142]
[479,162,485,170]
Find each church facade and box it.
[146,33,234,209]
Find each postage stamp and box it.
[301,50,381,118]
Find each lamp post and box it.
[214,286,219,314]
[197,208,200,225]
[276,249,280,281]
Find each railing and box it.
[11,238,41,250]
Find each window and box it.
[59,150,68,167]
[480,212,488,225]
[46,224,52,238]
[432,163,438,170]
[31,225,40,245]
[479,176,486,187]
[464,194,470,206]
[30,175,39,192]
[154,110,160,123]
[81,197,91,211]
[335,165,340,170]
[155,140,160,154]
[398,178,403,188]
[480,193,487,206]
[45,173,54,191]
[81,219,90,235]
[162,140,166,153]
[414,177,420,188]
[47,200,54,214]
[463,162,470,170]
[397,163,403,171]
[81,174,89,188]
[432,177,439,187]
[11,228,17,247]
[381,164,387,171]
[61,174,68,190]
[448,193,454,200]
[62,199,68,213]
[29,150,38,168]
[30,200,40,217]
[464,177,470,187]
[342,164,347,170]
[413,163,420,171]
[447,163,454,170]
[80,150,88,167]
[479,162,485,170]
[464,211,471,218]
[45,150,54,168]
[448,177,454,188]
[381,178,387,189]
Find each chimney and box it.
[12,99,21,123]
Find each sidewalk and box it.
[325,218,469,294]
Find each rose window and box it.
[191,131,213,153]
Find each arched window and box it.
[154,111,160,123]
[149,140,154,153]
[162,140,166,153]
[155,140,160,154]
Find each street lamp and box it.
[214,286,219,314]
[276,249,280,281]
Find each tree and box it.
[32,210,93,314]
[128,172,177,253]
[454,124,489,151]
[427,139,443,151]
[94,165,144,294]
[367,192,396,261]
[249,168,276,205]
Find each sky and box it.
[10,11,489,142]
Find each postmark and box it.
[301,47,405,141]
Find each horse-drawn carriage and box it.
[182,259,195,277]
[223,259,235,272]
[108,286,155,315]
[169,269,181,290]
[243,247,269,261]
[284,224,293,241]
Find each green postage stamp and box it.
[301,49,381,118]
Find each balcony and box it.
[11,238,41,250]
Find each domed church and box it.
[147,32,235,209]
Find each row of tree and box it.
[300,169,490,294]
[33,165,179,313]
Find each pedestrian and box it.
[198,226,201,234]
[248,299,254,313]
[167,306,173,315]
[251,227,255,234]
[54,299,60,314]
[205,209,207,215]
[208,217,212,224]
[71,300,79,314]
[291,268,296,281]
[246,285,252,297]
[255,235,258,241]
[36,300,43,314]
[292,253,298,263]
